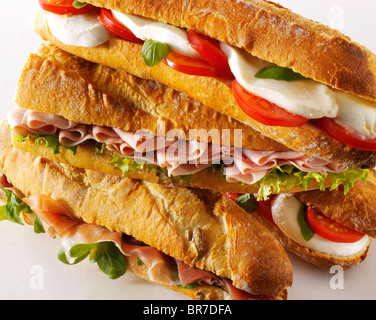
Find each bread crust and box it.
[84,0,376,101]
[0,122,292,297]
[16,43,288,152]
[33,12,376,168]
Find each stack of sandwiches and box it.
[2,0,376,300]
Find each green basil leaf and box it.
[137,257,143,266]
[141,40,171,67]
[90,242,127,279]
[298,205,315,241]
[72,0,87,9]
[255,65,307,81]
[235,193,257,214]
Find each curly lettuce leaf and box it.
[256,165,369,201]
[110,153,193,186]
[17,133,77,155]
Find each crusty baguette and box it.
[295,171,376,239]
[15,43,287,152]
[251,210,370,270]
[0,122,292,297]
[33,11,376,168]
[83,0,376,102]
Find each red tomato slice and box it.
[311,117,376,151]
[232,80,309,127]
[39,0,98,15]
[255,195,277,225]
[226,192,241,202]
[187,30,234,79]
[226,192,277,226]
[306,207,365,243]
[163,51,221,78]
[99,9,144,44]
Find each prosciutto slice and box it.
[24,194,175,285]
[8,107,348,182]
[2,178,280,300]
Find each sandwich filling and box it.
[7,107,369,199]
[37,2,376,151]
[0,175,280,300]
[227,193,370,258]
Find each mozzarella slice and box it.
[271,194,370,257]
[220,43,339,119]
[47,12,111,48]
[111,11,199,58]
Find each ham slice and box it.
[8,107,348,182]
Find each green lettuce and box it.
[256,165,369,201]
[110,153,194,186]
[17,134,369,200]
[16,133,77,155]
[0,187,44,233]
[58,241,127,280]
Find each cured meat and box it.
[8,107,347,182]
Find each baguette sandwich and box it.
[0,121,293,300]
[9,43,375,271]
[9,43,370,201]
[32,0,376,169]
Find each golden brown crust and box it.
[10,130,334,195]
[0,122,292,297]
[251,212,370,270]
[84,0,376,101]
[295,170,376,238]
[33,12,376,168]
[17,43,287,151]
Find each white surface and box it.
[0,0,376,300]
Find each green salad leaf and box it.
[256,165,369,201]
[17,133,77,155]
[0,187,32,225]
[58,241,127,280]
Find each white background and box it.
[0,0,376,300]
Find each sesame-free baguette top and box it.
[84,0,376,101]
[32,13,376,168]
[0,122,292,297]
[16,43,288,152]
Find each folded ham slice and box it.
[8,107,348,183]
